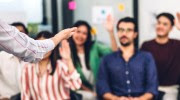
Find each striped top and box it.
[21,60,82,100]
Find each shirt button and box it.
[128,89,131,93]
[125,71,129,75]
[127,80,130,84]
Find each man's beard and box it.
[119,36,131,47]
[120,41,131,47]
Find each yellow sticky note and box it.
[118,3,125,12]
[91,27,97,35]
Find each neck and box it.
[39,58,50,68]
[76,45,84,53]
[120,44,135,62]
[155,36,169,44]
[121,43,134,53]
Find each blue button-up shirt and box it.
[96,50,158,98]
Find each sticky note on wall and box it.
[68,1,76,10]
[118,3,125,12]
[91,27,97,35]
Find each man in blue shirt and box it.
[96,17,158,100]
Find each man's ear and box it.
[134,32,138,38]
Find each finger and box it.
[177,13,180,21]
[107,14,111,21]
[70,27,77,32]
[59,47,63,55]
[61,40,66,49]
[64,41,70,51]
[69,32,75,37]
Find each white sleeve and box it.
[0,19,55,63]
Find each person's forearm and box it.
[108,31,118,51]
[51,32,63,47]
[139,93,153,100]
[103,93,119,100]
[0,19,55,62]
[81,84,93,91]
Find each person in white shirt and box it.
[0,19,77,63]
[0,51,22,100]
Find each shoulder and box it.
[102,51,119,61]
[92,41,108,47]
[141,39,155,51]
[170,39,180,44]
[142,39,155,46]
[138,50,154,60]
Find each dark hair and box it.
[36,31,60,75]
[156,12,175,26]
[11,22,29,35]
[69,20,94,70]
[116,17,137,32]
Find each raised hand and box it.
[104,14,118,51]
[59,40,71,60]
[104,14,114,33]
[58,27,77,40]
[51,27,77,47]
[175,12,180,30]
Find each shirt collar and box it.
[117,48,139,58]
[35,61,52,74]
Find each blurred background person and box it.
[0,22,28,100]
[141,12,180,100]
[11,22,28,34]
[68,20,117,100]
[97,17,158,100]
[20,31,81,100]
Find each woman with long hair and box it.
[69,20,117,100]
[21,31,81,100]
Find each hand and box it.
[131,97,140,100]
[118,96,129,100]
[175,12,180,30]
[58,27,77,40]
[59,40,71,60]
[51,27,77,47]
[104,14,114,33]
[0,98,10,100]
[128,97,146,100]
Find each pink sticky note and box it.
[68,1,76,10]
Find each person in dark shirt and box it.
[96,17,158,100]
[141,12,180,100]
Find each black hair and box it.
[36,31,60,75]
[11,22,29,35]
[68,20,94,70]
[116,17,138,32]
[156,12,175,26]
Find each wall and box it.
[74,0,133,45]
[0,0,43,24]
[139,0,180,46]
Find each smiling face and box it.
[72,25,88,46]
[156,16,173,38]
[117,22,137,47]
